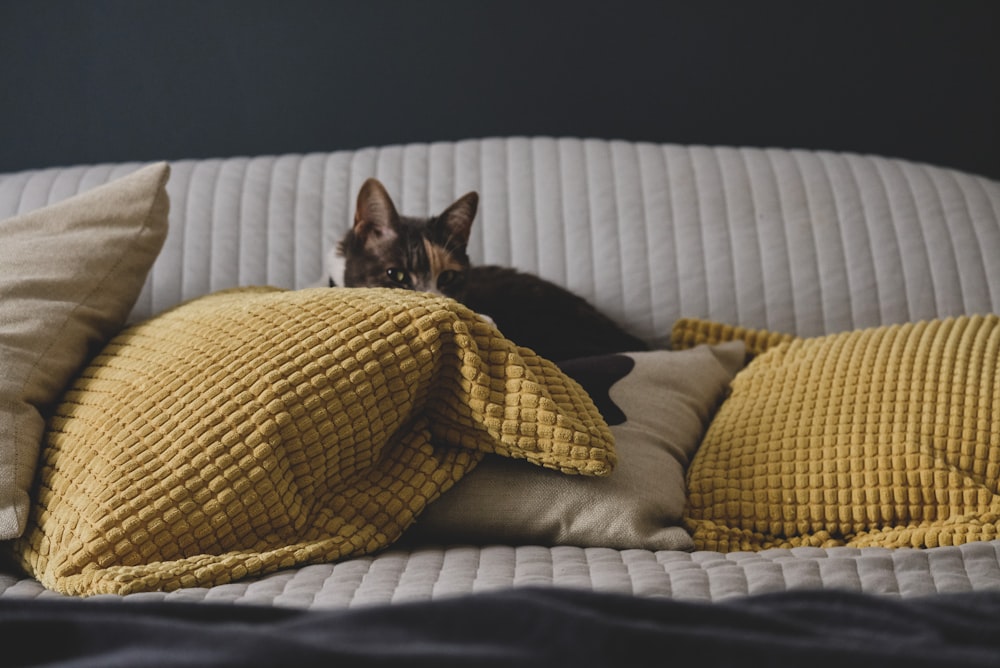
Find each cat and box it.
[326,177,648,362]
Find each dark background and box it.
[2,1,998,179]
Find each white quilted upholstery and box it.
[3,543,998,608]
[3,138,997,347]
[2,137,999,606]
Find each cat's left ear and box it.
[439,192,478,246]
[354,178,401,244]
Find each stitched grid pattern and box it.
[6,542,1000,607]
[670,317,797,358]
[684,315,1000,552]
[14,287,613,596]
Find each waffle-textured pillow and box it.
[679,315,1000,552]
[402,343,745,550]
[0,163,169,540]
[13,287,613,596]
[670,317,796,358]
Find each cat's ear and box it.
[353,178,400,244]
[439,192,478,247]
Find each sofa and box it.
[1,136,1000,664]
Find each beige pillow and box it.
[402,343,745,550]
[0,163,169,539]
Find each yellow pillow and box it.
[677,315,1000,552]
[670,317,794,357]
[13,287,613,596]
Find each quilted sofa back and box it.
[2,137,998,347]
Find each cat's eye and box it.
[386,267,411,286]
[438,270,459,287]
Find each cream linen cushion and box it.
[0,163,170,539]
[403,343,745,550]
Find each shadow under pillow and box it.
[402,342,745,551]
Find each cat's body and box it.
[327,178,647,362]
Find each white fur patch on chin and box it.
[326,247,347,287]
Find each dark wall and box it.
[2,1,999,179]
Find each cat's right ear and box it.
[353,178,400,244]
[439,191,479,247]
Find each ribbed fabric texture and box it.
[2,138,1000,605]
[14,287,612,596]
[6,543,1000,607]
[2,139,997,346]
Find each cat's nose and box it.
[412,281,443,297]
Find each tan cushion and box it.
[0,163,169,539]
[13,287,613,595]
[679,315,1000,552]
[403,343,745,550]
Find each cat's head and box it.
[329,178,478,300]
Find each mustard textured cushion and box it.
[670,317,796,358]
[13,287,614,596]
[682,315,1000,552]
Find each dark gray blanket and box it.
[3,587,998,667]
